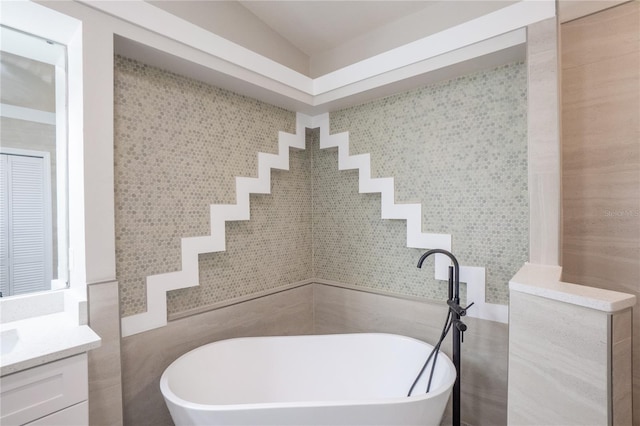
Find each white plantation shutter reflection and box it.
[0,155,8,296]
[0,153,52,296]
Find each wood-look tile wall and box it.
[115,283,506,425]
[313,284,509,426]
[527,17,562,266]
[88,281,124,426]
[612,309,634,425]
[120,285,314,425]
[561,2,640,422]
[508,291,610,425]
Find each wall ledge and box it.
[509,263,636,313]
[167,279,314,322]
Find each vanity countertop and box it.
[1,312,101,376]
[509,263,636,313]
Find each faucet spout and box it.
[417,248,460,302]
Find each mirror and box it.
[0,25,68,297]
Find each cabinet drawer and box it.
[26,401,88,426]
[0,354,87,426]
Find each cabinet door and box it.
[0,354,87,426]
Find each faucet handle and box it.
[447,299,464,315]
[463,302,475,313]
[453,319,467,342]
[447,300,475,316]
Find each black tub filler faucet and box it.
[417,249,474,426]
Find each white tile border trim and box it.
[121,114,312,336]
[121,112,507,336]
[313,113,508,324]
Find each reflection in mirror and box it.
[0,25,68,297]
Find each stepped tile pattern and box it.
[312,114,509,323]
[329,63,528,306]
[166,150,312,316]
[117,59,521,335]
[120,113,312,336]
[312,132,454,302]
[115,56,308,336]
[120,110,510,335]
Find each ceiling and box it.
[147,0,516,77]
[145,0,630,74]
[106,0,552,113]
[237,1,434,56]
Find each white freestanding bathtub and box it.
[160,333,456,426]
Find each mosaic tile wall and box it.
[114,55,311,317]
[115,55,526,317]
[317,62,529,305]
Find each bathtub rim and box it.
[160,332,456,413]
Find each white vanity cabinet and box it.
[0,353,89,426]
[0,299,100,426]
